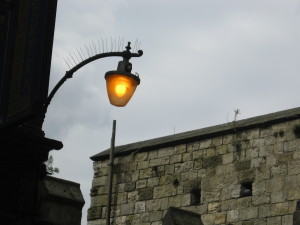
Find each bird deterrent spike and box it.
[105,39,108,53]
[122,38,125,51]
[85,44,91,57]
[63,57,71,69]
[69,51,77,65]
[118,36,122,51]
[114,37,117,51]
[135,38,140,52]
[113,37,116,51]
[133,38,138,52]
[66,57,74,68]
[110,37,112,52]
[97,39,101,53]
[92,41,97,55]
[73,51,80,64]
[89,43,94,56]
[137,40,141,51]
[101,38,105,53]
[76,48,84,61]
[80,47,86,59]
[113,37,116,52]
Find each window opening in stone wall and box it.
[240,182,252,197]
[293,200,300,224]
[190,188,201,205]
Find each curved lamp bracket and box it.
[43,42,143,116]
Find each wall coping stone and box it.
[91,107,300,161]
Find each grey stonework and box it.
[88,107,300,225]
[163,207,203,225]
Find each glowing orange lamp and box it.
[105,59,140,107]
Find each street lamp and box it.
[105,49,141,107]
[43,42,143,117]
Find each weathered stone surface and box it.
[227,209,239,223]
[91,195,107,207]
[223,152,234,164]
[202,155,222,168]
[136,179,147,189]
[90,186,99,197]
[153,185,173,198]
[183,179,201,194]
[267,216,281,225]
[87,207,101,221]
[128,191,139,202]
[135,201,146,213]
[200,139,212,149]
[170,154,182,164]
[139,188,154,201]
[158,147,175,158]
[208,202,220,213]
[162,207,203,225]
[120,202,134,215]
[252,194,270,205]
[214,212,226,224]
[207,148,216,157]
[146,199,162,211]
[243,220,254,225]
[235,160,251,171]
[139,168,153,179]
[149,157,170,167]
[169,195,182,208]
[271,202,289,216]
[239,207,258,220]
[187,142,200,152]
[271,191,286,203]
[203,188,220,202]
[288,160,300,175]
[138,161,149,170]
[149,211,163,222]
[282,215,292,225]
[286,175,300,200]
[148,177,159,187]
[212,136,223,146]
[124,182,135,192]
[92,176,107,186]
[136,152,148,161]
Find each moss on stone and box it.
[202,155,222,169]
[235,160,251,171]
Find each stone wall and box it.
[38,176,85,225]
[88,108,300,225]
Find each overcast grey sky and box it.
[43,0,300,224]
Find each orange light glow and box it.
[105,73,139,107]
[114,78,130,97]
[115,84,127,97]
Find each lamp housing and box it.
[105,59,140,107]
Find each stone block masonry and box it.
[88,107,300,225]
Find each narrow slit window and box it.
[240,182,252,197]
[190,188,201,205]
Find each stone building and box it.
[88,107,300,225]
